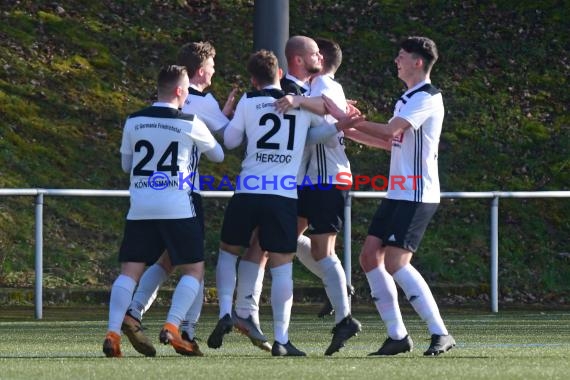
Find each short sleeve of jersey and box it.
[397,92,437,130]
[188,115,219,153]
[309,76,327,97]
[310,76,345,101]
[182,93,229,133]
[310,76,347,124]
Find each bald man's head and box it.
[284,35,322,79]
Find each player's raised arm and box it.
[274,94,326,115]
[223,93,247,150]
[222,87,239,118]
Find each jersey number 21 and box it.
[256,113,296,151]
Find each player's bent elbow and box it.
[223,141,240,150]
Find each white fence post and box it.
[343,193,352,290]
[34,192,44,319]
[490,195,499,313]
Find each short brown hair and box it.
[177,41,216,77]
[247,49,279,86]
[315,37,342,73]
[157,65,187,96]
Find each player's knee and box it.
[384,261,400,275]
[359,250,374,272]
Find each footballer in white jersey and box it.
[304,74,351,186]
[220,53,323,356]
[120,103,219,219]
[219,47,362,357]
[119,43,233,356]
[358,37,455,358]
[181,85,230,193]
[291,39,360,336]
[387,80,444,203]
[105,65,223,359]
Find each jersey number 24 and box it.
[133,139,179,176]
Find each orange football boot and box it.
[103,331,122,358]
[159,323,203,356]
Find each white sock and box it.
[295,235,323,278]
[318,256,350,323]
[108,274,137,333]
[250,264,265,326]
[235,260,264,325]
[270,263,293,344]
[181,280,204,339]
[166,275,199,327]
[393,264,448,336]
[128,263,169,321]
[365,266,408,340]
[216,250,238,318]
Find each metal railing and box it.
[1,188,568,318]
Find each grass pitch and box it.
[0,305,569,380]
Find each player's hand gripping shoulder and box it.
[274,94,299,113]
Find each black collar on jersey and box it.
[128,105,195,121]
[246,88,286,99]
[280,77,308,95]
[398,83,441,104]
[188,87,207,97]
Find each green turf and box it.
[0,306,569,380]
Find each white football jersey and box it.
[120,104,219,219]
[387,80,444,203]
[181,85,229,193]
[225,87,324,198]
[304,74,351,185]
